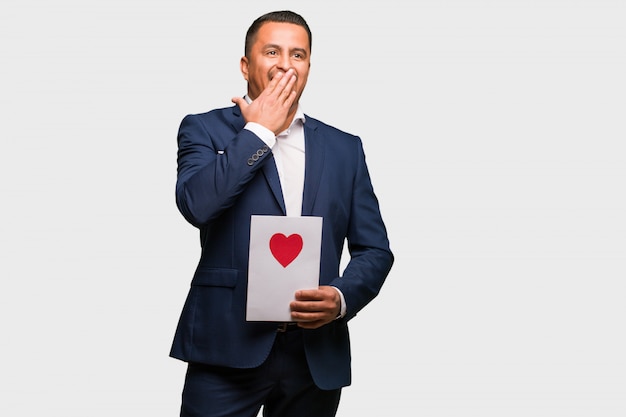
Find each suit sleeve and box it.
[175,113,272,227]
[331,138,394,321]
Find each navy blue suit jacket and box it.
[170,104,393,390]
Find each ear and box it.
[240,56,249,81]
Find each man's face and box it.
[241,21,311,104]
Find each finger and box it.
[295,302,319,312]
[292,300,334,314]
[278,70,296,91]
[282,88,297,108]
[291,309,323,321]
[262,70,286,96]
[272,69,295,97]
[294,289,323,301]
[279,75,298,104]
[284,72,297,92]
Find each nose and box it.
[277,54,291,71]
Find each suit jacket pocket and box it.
[191,267,238,287]
[186,268,240,349]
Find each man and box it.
[170,10,393,417]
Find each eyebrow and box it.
[291,47,308,57]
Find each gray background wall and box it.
[1,1,624,416]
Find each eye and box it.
[291,50,307,60]
[267,50,278,56]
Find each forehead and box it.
[253,21,310,51]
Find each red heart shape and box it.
[269,233,303,268]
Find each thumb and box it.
[231,96,247,109]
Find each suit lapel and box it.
[302,120,324,216]
[262,159,286,214]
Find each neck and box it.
[277,105,298,134]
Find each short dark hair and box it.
[244,10,312,57]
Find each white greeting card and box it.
[246,215,323,322]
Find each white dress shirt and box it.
[242,97,347,318]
